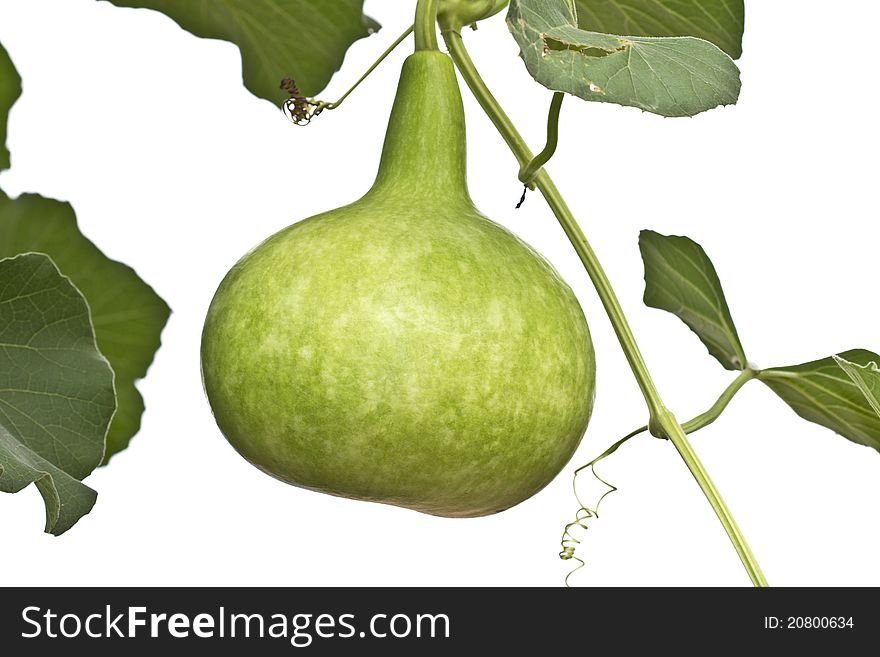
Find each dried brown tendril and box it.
[280,77,325,126]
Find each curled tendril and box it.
[559,427,646,586]
[280,77,329,126]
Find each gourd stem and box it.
[442,28,768,588]
[414,0,440,51]
[519,92,564,188]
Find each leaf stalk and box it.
[683,369,756,433]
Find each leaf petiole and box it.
[683,369,756,434]
[580,367,758,466]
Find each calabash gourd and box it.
[200,51,596,517]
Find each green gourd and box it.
[200,51,596,517]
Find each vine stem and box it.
[441,27,768,587]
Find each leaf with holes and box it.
[507,0,740,117]
[0,253,116,535]
[639,230,746,370]
[0,191,170,461]
[0,42,21,171]
[574,0,745,59]
[758,350,880,452]
[102,0,379,103]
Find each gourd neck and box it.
[367,51,471,205]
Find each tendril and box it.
[560,426,646,586]
[280,78,326,126]
[280,25,416,127]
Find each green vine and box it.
[437,16,768,587]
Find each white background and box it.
[0,0,878,587]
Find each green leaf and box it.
[0,191,170,461]
[0,253,115,534]
[507,0,741,117]
[574,0,745,59]
[0,42,21,171]
[639,230,746,370]
[758,350,880,452]
[102,0,379,102]
[835,355,880,419]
